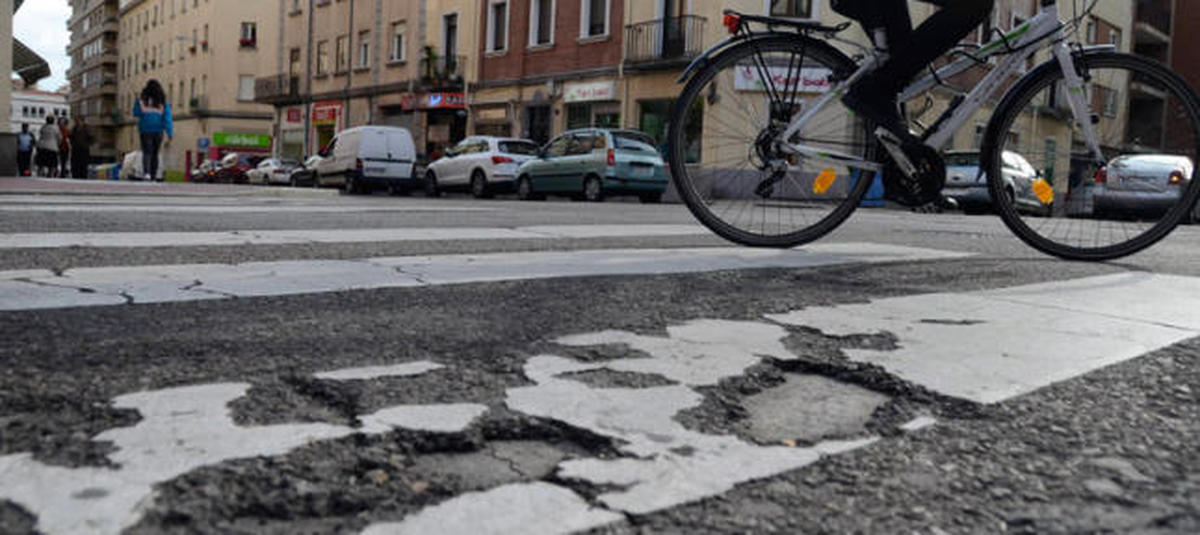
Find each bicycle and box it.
[667,0,1200,261]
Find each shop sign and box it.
[285,108,303,124]
[213,133,272,149]
[563,81,616,103]
[312,101,342,125]
[734,66,833,93]
[475,107,508,121]
[423,93,466,109]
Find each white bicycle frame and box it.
[778,1,1107,173]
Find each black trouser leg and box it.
[72,152,90,179]
[874,0,994,94]
[17,151,31,176]
[141,133,162,180]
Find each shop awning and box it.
[12,39,51,86]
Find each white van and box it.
[315,126,417,194]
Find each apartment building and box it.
[115,0,278,177]
[471,0,625,145]
[67,0,121,162]
[259,0,473,161]
[10,88,71,134]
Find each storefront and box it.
[420,92,467,161]
[207,132,273,161]
[563,80,621,131]
[280,106,306,160]
[472,103,512,138]
[311,100,343,152]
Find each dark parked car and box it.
[213,153,262,184]
[514,129,668,203]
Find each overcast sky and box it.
[14,0,72,91]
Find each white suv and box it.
[425,136,540,198]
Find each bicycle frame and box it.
[778,1,1107,172]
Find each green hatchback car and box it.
[514,129,669,203]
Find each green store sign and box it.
[213,133,272,149]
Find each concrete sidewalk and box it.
[0,177,337,198]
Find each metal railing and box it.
[420,54,466,86]
[625,16,706,64]
[1136,0,1172,37]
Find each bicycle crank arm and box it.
[875,128,918,178]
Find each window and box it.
[546,135,571,157]
[1086,20,1097,44]
[770,0,813,18]
[488,1,508,52]
[390,22,407,62]
[336,35,349,73]
[317,40,329,74]
[358,30,370,68]
[1110,28,1122,49]
[581,0,609,38]
[530,0,553,46]
[290,48,301,76]
[238,75,255,101]
[240,22,258,47]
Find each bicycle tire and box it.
[983,51,1200,261]
[667,35,875,248]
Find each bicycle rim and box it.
[668,36,875,248]
[986,52,1200,261]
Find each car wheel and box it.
[471,170,492,199]
[583,175,604,203]
[342,174,359,195]
[516,175,541,201]
[639,193,663,204]
[425,171,441,197]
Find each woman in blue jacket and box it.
[133,79,173,181]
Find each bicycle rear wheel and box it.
[984,51,1200,261]
[667,35,876,248]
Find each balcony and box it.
[420,53,465,89]
[625,16,706,70]
[254,74,303,104]
[1135,0,1172,44]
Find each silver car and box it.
[1094,155,1195,222]
[941,150,1047,215]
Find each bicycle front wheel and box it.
[667,35,875,248]
[985,51,1200,261]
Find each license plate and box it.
[631,166,654,178]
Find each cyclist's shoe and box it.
[841,82,916,143]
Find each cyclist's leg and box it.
[844,0,994,137]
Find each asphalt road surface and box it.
[1,177,1197,534]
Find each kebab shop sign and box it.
[734,66,833,93]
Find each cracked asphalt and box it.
[1,179,1198,534]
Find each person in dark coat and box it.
[16,124,35,177]
[69,117,94,179]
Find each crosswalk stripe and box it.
[0,225,710,249]
[0,243,971,311]
[768,272,1200,404]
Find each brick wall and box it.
[479,0,624,84]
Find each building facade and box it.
[258,0,473,162]
[114,0,278,177]
[10,88,71,133]
[67,0,121,163]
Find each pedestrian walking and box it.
[58,117,72,178]
[69,117,94,179]
[36,116,61,178]
[16,123,35,177]
[133,79,173,181]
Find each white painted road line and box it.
[0,204,497,213]
[0,225,710,249]
[0,362,487,535]
[0,243,971,311]
[768,272,1200,404]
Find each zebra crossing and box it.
[2,190,1197,534]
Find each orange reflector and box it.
[723,13,741,34]
[1032,179,1055,205]
[813,167,838,194]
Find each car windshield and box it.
[499,141,539,155]
[944,153,980,167]
[612,132,657,152]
